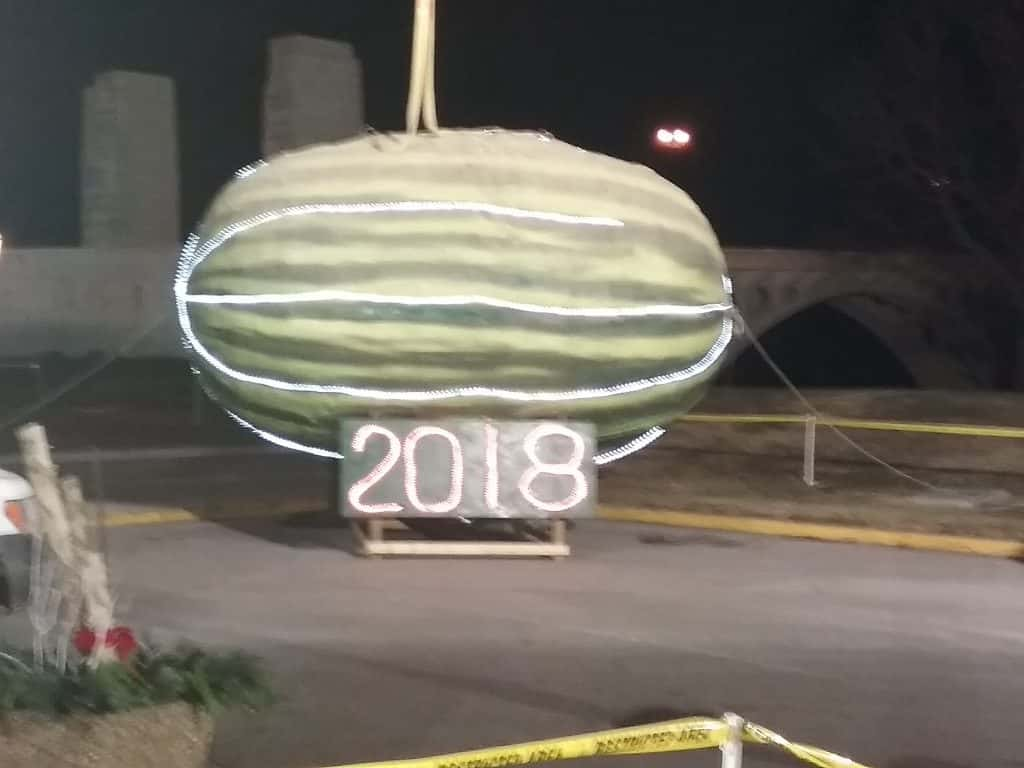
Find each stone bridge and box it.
[725,248,993,388]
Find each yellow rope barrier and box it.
[680,413,1024,439]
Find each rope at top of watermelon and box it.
[406,0,440,135]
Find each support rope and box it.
[734,309,944,492]
[406,0,440,134]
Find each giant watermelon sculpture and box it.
[176,129,733,460]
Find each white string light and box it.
[234,161,268,180]
[185,287,732,318]
[593,426,667,465]
[223,408,343,459]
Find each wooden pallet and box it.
[351,518,569,559]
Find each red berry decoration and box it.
[72,625,139,662]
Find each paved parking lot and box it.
[4,517,1020,768]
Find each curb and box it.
[97,500,1024,559]
[599,506,1024,559]
[98,499,321,529]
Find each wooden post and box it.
[551,520,566,547]
[17,424,73,565]
[17,424,77,669]
[62,475,115,664]
[16,424,115,667]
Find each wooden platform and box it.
[351,518,570,559]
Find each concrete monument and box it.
[262,35,365,157]
[80,72,179,248]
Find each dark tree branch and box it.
[821,0,1024,304]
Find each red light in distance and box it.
[654,127,692,149]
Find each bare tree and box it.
[823,1,1024,385]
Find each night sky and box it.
[1,0,870,248]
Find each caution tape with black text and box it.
[321,714,870,768]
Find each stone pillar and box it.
[262,36,364,157]
[81,72,179,248]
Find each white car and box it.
[0,469,33,612]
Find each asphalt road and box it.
[2,519,1022,768]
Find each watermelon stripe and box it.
[178,295,731,401]
[190,271,722,311]
[191,306,724,372]
[194,238,722,299]
[206,185,713,248]
[200,332,555,388]
[202,354,710,422]
[189,240,724,309]
[197,313,718,362]
[186,209,724,311]
[207,132,720,245]
[192,201,622,263]
[223,163,696,222]
[190,205,718,282]
[196,217,719,273]
[198,332,716,392]
[186,288,731,318]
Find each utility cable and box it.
[734,308,944,492]
[0,312,170,434]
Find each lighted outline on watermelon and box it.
[175,129,734,461]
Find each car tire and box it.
[0,536,32,613]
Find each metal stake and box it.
[721,712,744,768]
[802,416,817,487]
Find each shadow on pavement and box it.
[612,705,720,726]
[220,510,353,551]
[887,759,975,768]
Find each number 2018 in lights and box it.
[340,420,597,519]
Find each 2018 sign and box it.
[340,420,597,518]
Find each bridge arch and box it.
[726,301,917,387]
[723,248,992,389]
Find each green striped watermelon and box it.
[176,129,733,458]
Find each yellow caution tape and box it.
[679,413,1024,439]
[318,715,876,768]
[743,721,872,768]
[321,717,728,768]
